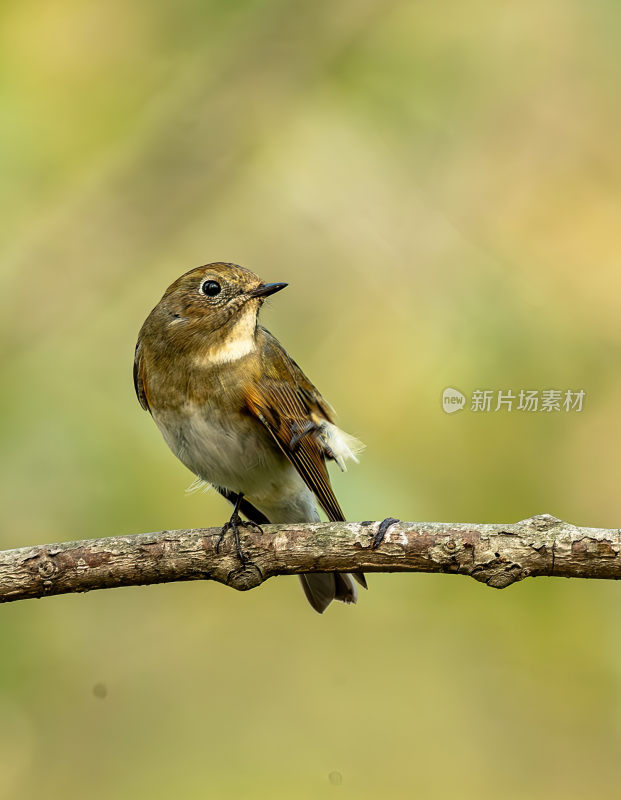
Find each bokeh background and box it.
[2,1,621,797]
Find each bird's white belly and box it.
[152,404,318,522]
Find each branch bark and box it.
[1,514,620,604]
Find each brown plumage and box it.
[134,262,365,612]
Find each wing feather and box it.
[245,382,345,522]
[244,329,346,522]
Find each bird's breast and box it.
[151,399,302,502]
[142,347,317,520]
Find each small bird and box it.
[134,262,366,612]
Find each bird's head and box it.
[147,262,287,346]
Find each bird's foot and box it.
[216,513,263,564]
[372,517,400,549]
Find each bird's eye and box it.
[201,280,221,297]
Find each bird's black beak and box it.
[250,282,288,298]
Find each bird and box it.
[133,262,366,612]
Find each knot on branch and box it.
[226,563,264,591]
[469,559,528,589]
[37,557,58,579]
[521,513,562,531]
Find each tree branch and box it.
[1,514,620,604]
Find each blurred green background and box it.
[2,0,621,797]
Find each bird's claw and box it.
[216,514,264,564]
[372,517,400,549]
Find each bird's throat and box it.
[194,306,258,366]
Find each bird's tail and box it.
[298,572,367,614]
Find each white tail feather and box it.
[318,421,365,472]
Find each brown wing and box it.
[244,328,345,522]
[133,340,151,413]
